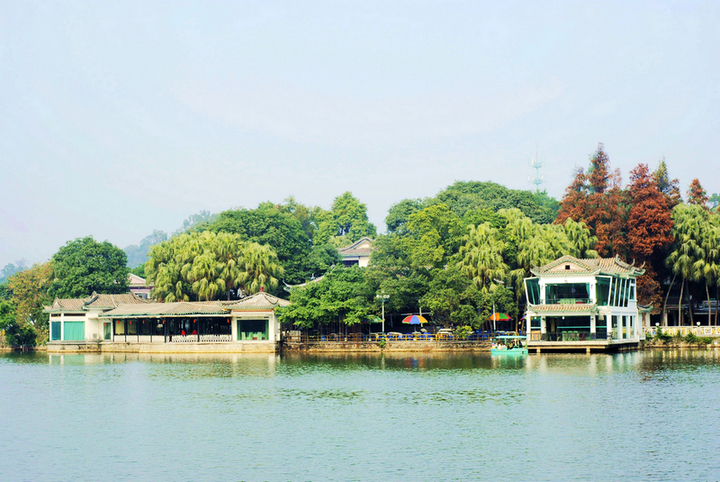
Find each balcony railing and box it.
[533,332,606,342]
[542,298,593,305]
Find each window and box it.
[525,278,541,304]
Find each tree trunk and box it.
[707,283,712,326]
[687,279,694,326]
[678,278,684,326]
[663,272,677,327]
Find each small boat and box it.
[491,335,528,355]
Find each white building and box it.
[45,291,290,353]
[524,255,644,352]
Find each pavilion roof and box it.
[45,292,150,313]
[337,237,374,258]
[224,291,290,310]
[99,301,229,318]
[530,255,645,277]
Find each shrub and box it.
[684,332,698,344]
[454,325,473,340]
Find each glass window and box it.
[545,283,590,304]
[525,278,540,304]
[596,277,611,306]
[237,319,268,341]
[114,319,125,335]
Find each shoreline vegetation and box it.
[4,145,720,351]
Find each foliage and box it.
[0,299,36,347]
[684,332,698,344]
[687,179,708,208]
[385,199,423,234]
[130,264,146,278]
[204,205,311,284]
[145,231,283,301]
[123,230,168,268]
[315,192,377,246]
[654,327,672,343]
[50,237,129,298]
[1,260,29,283]
[433,181,556,224]
[280,267,374,329]
[7,262,53,343]
[557,143,628,256]
[173,210,218,236]
[453,325,473,340]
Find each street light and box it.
[376,292,390,333]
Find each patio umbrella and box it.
[364,316,382,335]
[489,312,512,321]
[402,315,428,325]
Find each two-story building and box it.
[524,255,644,353]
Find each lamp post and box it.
[376,292,390,333]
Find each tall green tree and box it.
[6,262,53,344]
[49,237,129,298]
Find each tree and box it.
[666,204,707,325]
[385,199,424,234]
[172,210,218,236]
[281,267,373,330]
[0,300,35,347]
[49,237,129,298]
[653,157,682,207]
[204,206,311,284]
[626,163,674,308]
[6,262,52,344]
[556,144,629,257]
[457,223,508,292]
[406,204,464,269]
[123,230,168,268]
[0,260,29,283]
[315,192,377,246]
[687,179,708,208]
[145,231,283,301]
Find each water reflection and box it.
[2,348,720,481]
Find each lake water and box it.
[1,350,719,481]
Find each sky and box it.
[1,0,719,269]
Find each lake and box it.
[1,350,719,481]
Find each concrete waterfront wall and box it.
[46,341,277,354]
[282,341,491,352]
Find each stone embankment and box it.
[282,340,491,352]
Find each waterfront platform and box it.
[527,339,639,353]
[46,340,277,354]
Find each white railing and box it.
[170,334,233,343]
[644,326,720,336]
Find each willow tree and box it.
[145,231,283,301]
[458,223,508,292]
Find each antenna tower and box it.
[529,147,545,193]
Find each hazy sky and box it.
[1,1,719,269]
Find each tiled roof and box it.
[531,255,645,277]
[224,292,290,310]
[100,301,230,318]
[47,298,86,312]
[45,292,151,313]
[83,292,151,309]
[338,237,374,258]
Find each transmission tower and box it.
[529,148,545,193]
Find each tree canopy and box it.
[49,237,129,299]
[145,231,283,301]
